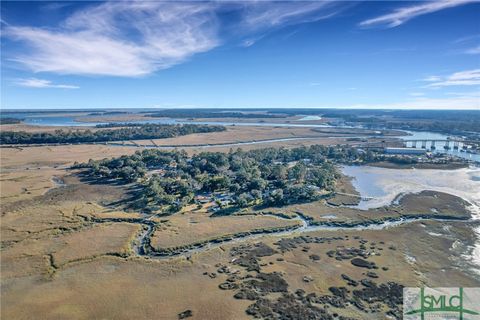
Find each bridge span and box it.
[401,139,478,150]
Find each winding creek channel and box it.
[92,213,475,261]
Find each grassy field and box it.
[1,254,253,320]
[150,210,300,250]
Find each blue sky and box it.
[1,0,479,110]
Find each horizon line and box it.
[1,107,479,112]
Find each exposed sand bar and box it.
[342,165,480,217]
[342,165,480,274]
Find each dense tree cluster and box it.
[0,124,225,145]
[75,145,367,214]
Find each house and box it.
[217,193,233,201]
[147,169,165,177]
[384,147,426,155]
[195,195,211,204]
[219,199,233,207]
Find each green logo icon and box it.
[404,287,480,320]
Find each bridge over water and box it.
[402,139,478,150]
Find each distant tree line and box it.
[0,118,22,125]
[0,124,225,145]
[95,122,155,128]
[377,120,480,135]
[266,108,480,121]
[267,109,480,135]
[88,111,128,116]
[146,109,286,119]
[74,145,369,214]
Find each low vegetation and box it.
[0,124,225,145]
[74,145,370,214]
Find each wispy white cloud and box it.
[465,45,480,54]
[359,0,478,28]
[4,1,344,77]
[453,34,480,44]
[0,17,10,26]
[424,69,480,87]
[41,2,73,12]
[409,92,425,97]
[240,1,339,30]
[451,34,480,55]
[347,94,480,110]
[423,75,442,82]
[15,78,79,89]
[446,90,480,97]
[5,2,219,77]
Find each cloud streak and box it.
[348,94,480,110]
[360,0,477,28]
[424,69,480,87]
[15,78,79,89]
[239,1,339,29]
[4,1,343,77]
[465,45,480,54]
